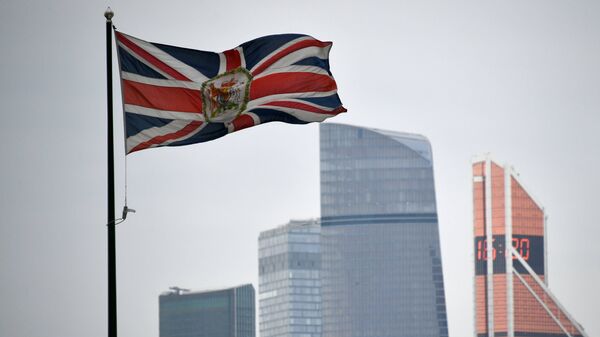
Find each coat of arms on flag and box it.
[201,68,252,123]
[115,31,346,154]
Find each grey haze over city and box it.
[1,1,599,337]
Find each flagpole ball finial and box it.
[104,7,114,21]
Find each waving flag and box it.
[115,31,346,154]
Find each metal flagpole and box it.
[104,7,117,337]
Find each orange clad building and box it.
[473,156,587,337]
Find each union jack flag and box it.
[115,31,346,154]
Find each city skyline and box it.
[149,147,593,337]
[157,148,593,337]
[2,1,599,337]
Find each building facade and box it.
[258,219,322,337]
[159,284,255,337]
[473,156,587,337]
[320,123,449,337]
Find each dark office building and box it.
[320,123,448,337]
[159,284,255,337]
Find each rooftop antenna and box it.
[169,286,191,295]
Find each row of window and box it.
[260,309,322,324]
[320,158,430,170]
[259,243,321,258]
[260,286,320,299]
[261,317,323,331]
[260,270,321,284]
[260,301,322,315]
[261,294,321,308]
[259,232,320,248]
[260,278,321,292]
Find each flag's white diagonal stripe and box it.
[118,41,174,80]
[246,90,339,110]
[266,45,331,71]
[127,120,208,153]
[250,105,332,123]
[253,65,330,79]
[125,104,205,121]
[161,121,207,145]
[227,112,260,133]
[121,33,210,82]
[268,98,339,112]
[122,72,203,90]
[250,36,313,73]
[127,120,188,152]
[218,53,226,74]
[247,112,260,125]
[236,47,246,69]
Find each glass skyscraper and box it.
[320,123,448,337]
[259,219,322,337]
[159,284,255,337]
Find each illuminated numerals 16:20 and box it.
[476,237,530,261]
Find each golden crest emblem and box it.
[201,68,252,123]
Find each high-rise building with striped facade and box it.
[259,219,322,337]
[473,156,587,337]
[320,123,448,337]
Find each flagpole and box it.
[104,7,117,337]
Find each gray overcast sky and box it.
[1,1,598,337]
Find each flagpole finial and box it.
[104,7,114,21]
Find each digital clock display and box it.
[474,235,544,275]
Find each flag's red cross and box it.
[201,68,252,123]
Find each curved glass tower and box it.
[320,123,448,337]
